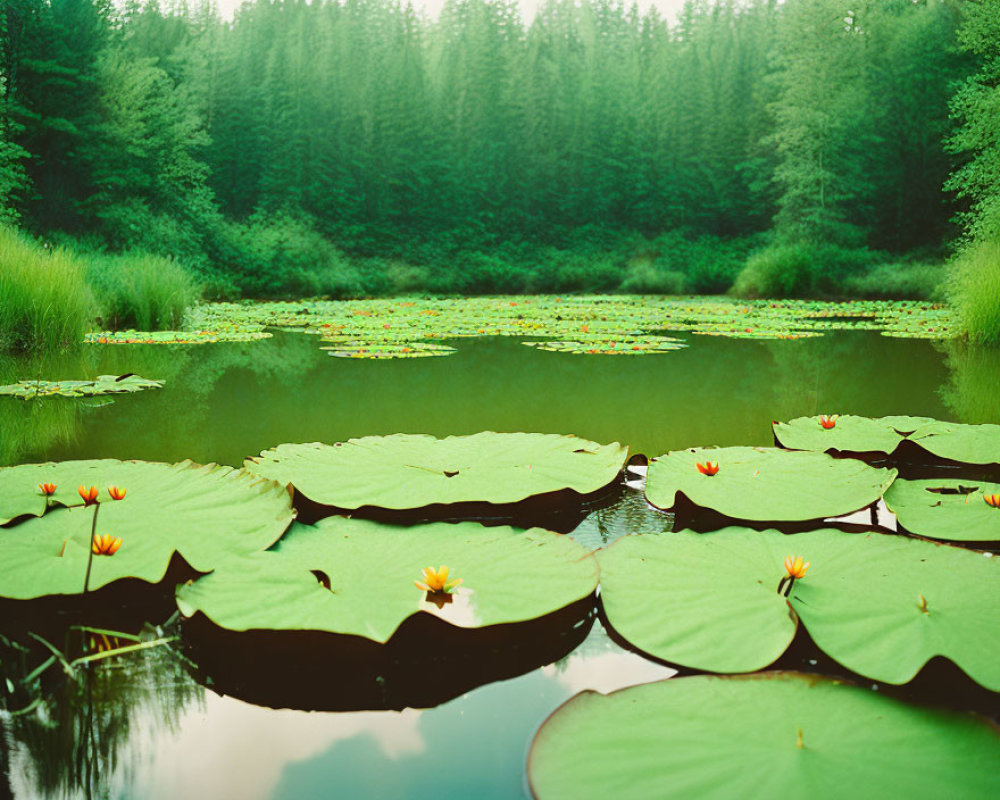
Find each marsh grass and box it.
[0,228,96,352]
[948,241,1000,345]
[89,252,200,331]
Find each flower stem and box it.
[83,503,100,595]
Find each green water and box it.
[1,328,996,799]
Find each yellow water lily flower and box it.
[784,555,810,579]
[414,565,463,594]
[92,533,123,556]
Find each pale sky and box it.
[205,0,690,23]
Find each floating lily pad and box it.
[774,416,1000,467]
[0,460,294,598]
[644,447,896,523]
[522,336,686,355]
[528,672,1000,800]
[884,479,1000,542]
[319,341,457,359]
[773,415,935,455]
[245,433,628,516]
[85,329,271,344]
[176,517,600,643]
[597,528,1000,689]
[0,374,163,399]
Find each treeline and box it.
[0,0,996,309]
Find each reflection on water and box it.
[1,326,997,798]
[0,329,975,469]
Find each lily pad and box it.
[0,460,294,598]
[528,672,1000,800]
[319,341,456,359]
[597,528,1000,689]
[0,374,163,399]
[522,336,686,355]
[175,517,600,643]
[245,432,628,515]
[644,447,896,523]
[773,415,935,455]
[883,479,1000,542]
[774,416,1000,467]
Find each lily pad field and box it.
[1,296,999,799]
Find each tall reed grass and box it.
[89,251,200,330]
[948,241,1000,345]
[0,227,96,351]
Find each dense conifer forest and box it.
[0,0,998,317]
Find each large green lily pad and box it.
[175,517,599,643]
[884,479,1000,541]
[245,433,628,512]
[774,416,1000,466]
[644,447,896,522]
[597,528,1000,689]
[0,460,294,598]
[528,672,1000,800]
[773,415,935,454]
[0,374,163,399]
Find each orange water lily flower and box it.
[92,533,123,556]
[108,486,126,500]
[985,494,1000,509]
[414,565,463,594]
[819,415,839,429]
[696,462,719,476]
[78,486,99,505]
[39,483,57,496]
[784,555,810,579]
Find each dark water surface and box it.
[1,330,995,799]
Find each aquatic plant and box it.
[92,534,123,556]
[819,414,838,428]
[415,566,462,594]
[695,461,719,476]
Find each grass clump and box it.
[842,262,946,300]
[948,241,1000,345]
[89,251,200,331]
[0,227,96,351]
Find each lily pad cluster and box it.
[597,527,1000,689]
[0,374,163,399]
[173,296,954,359]
[528,673,1000,800]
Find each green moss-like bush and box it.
[843,262,946,300]
[948,241,1000,345]
[0,227,96,351]
[90,251,200,330]
[732,241,878,298]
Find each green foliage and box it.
[0,227,95,351]
[88,251,200,331]
[732,241,878,298]
[948,241,1000,345]
[842,262,946,301]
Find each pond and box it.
[1,298,998,798]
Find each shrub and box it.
[732,241,879,298]
[89,251,200,330]
[619,259,687,294]
[0,227,96,351]
[842,262,946,300]
[948,241,1000,345]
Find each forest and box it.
[1,0,999,339]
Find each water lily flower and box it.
[92,533,122,555]
[39,483,57,496]
[985,494,1000,509]
[108,486,126,500]
[696,462,719,476]
[784,555,810,579]
[414,565,463,594]
[78,486,99,506]
[819,414,839,429]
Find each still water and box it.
[0,329,995,798]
